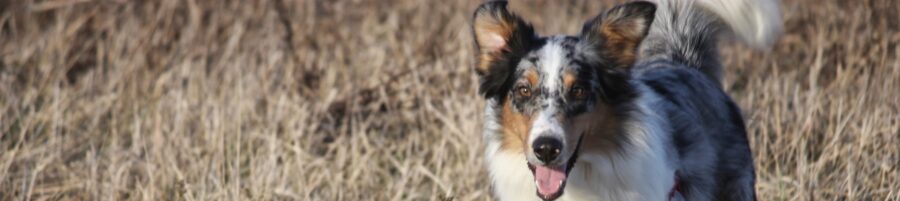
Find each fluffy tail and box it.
[637,0,783,81]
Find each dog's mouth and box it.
[527,135,583,201]
[527,163,570,200]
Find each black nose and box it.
[532,137,562,163]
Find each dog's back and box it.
[634,0,781,200]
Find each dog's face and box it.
[472,1,655,200]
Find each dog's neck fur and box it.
[483,84,676,201]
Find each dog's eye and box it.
[517,86,531,97]
[571,86,586,99]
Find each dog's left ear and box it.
[580,1,656,69]
[471,1,537,98]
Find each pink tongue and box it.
[534,164,567,197]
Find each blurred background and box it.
[0,0,898,200]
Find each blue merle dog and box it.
[471,0,781,200]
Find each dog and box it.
[470,0,781,200]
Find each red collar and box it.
[668,175,681,200]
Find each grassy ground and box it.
[1,0,898,200]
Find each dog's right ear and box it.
[472,1,537,98]
[580,1,655,69]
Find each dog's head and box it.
[471,1,655,200]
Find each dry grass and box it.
[1,0,898,200]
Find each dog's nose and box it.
[532,137,562,163]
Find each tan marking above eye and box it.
[516,70,538,98]
[563,72,577,89]
[563,71,585,99]
[524,70,539,86]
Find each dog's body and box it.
[471,0,781,201]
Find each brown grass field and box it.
[1,0,898,200]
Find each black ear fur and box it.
[471,1,538,99]
[580,1,656,69]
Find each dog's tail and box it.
[638,0,782,81]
